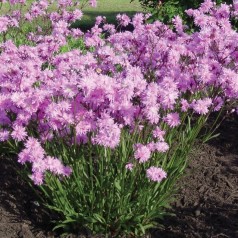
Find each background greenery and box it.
[133,0,234,24]
[77,0,144,30]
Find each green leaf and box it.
[114,179,121,192]
[93,214,106,224]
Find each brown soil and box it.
[1,116,238,238]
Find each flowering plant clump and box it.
[0,0,97,45]
[1,0,238,236]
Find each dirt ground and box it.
[0,116,238,238]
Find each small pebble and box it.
[195,209,201,216]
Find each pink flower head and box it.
[32,158,46,173]
[95,16,106,25]
[192,98,212,115]
[11,125,27,141]
[25,137,45,161]
[53,20,69,36]
[93,114,121,149]
[8,0,24,6]
[0,130,9,142]
[146,167,167,182]
[45,156,72,176]
[71,28,83,38]
[154,142,169,153]
[30,172,44,185]
[213,97,224,111]
[200,0,214,13]
[89,0,97,8]
[0,16,9,33]
[125,163,134,171]
[134,143,151,163]
[103,24,116,34]
[181,99,190,112]
[172,15,184,34]
[116,14,131,27]
[143,105,160,124]
[234,0,238,11]
[58,0,72,8]
[164,113,180,128]
[73,9,83,21]
[153,127,165,141]
[63,166,72,177]
[132,13,144,27]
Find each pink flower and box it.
[89,0,97,8]
[53,20,69,36]
[18,150,30,164]
[73,9,83,20]
[154,142,169,153]
[30,172,44,185]
[58,0,72,8]
[192,98,212,115]
[32,159,46,173]
[0,130,9,142]
[164,113,180,128]
[103,24,116,34]
[172,15,184,34]
[234,0,238,11]
[132,13,144,27]
[125,163,134,171]
[75,120,92,136]
[213,97,224,111]
[134,144,151,163]
[116,14,131,27]
[153,127,165,141]
[11,125,27,141]
[45,156,72,176]
[200,0,214,13]
[181,99,190,112]
[25,137,45,161]
[71,28,83,38]
[143,105,160,124]
[93,114,121,149]
[95,16,106,25]
[0,16,9,33]
[63,166,72,177]
[146,167,167,182]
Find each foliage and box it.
[1,0,238,237]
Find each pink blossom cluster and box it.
[146,166,167,182]
[0,0,96,36]
[1,0,238,184]
[18,137,72,185]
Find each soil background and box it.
[0,115,238,238]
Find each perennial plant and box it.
[0,0,238,236]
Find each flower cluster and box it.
[0,0,97,39]
[18,137,71,185]
[146,166,167,182]
[1,0,238,185]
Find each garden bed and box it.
[1,116,237,238]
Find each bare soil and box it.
[1,116,238,238]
